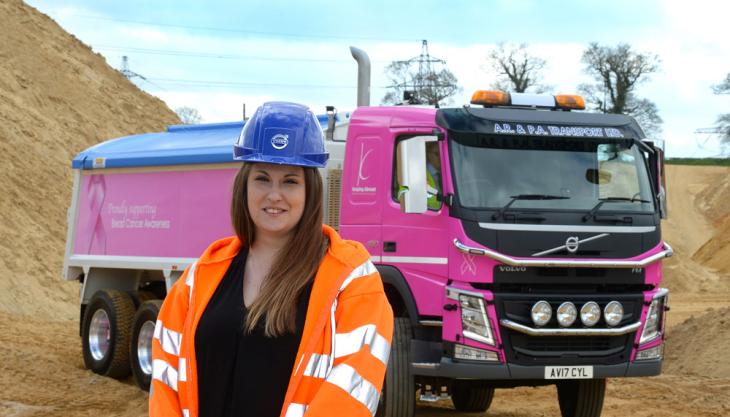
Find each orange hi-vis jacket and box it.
[150,225,394,417]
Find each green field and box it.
[666,158,730,166]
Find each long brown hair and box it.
[230,163,326,336]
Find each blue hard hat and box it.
[233,102,329,168]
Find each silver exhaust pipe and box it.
[349,46,371,107]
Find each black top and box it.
[195,249,313,417]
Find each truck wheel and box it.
[377,317,414,417]
[130,299,162,391]
[129,290,157,308]
[556,379,606,417]
[82,289,135,378]
[451,380,495,412]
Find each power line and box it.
[144,77,379,90]
[695,127,723,134]
[389,40,453,105]
[120,56,146,80]
[107,50,391,93]
[72,14,422,43]
[692,127,727,157]
[96,45,387,63]
[119,56,168,91]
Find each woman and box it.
[149,102,394,417]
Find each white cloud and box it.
[632,1,730,156]
[158,91,276,123]
[117,26,173,44]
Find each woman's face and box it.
[247,163,306,241]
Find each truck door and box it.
[381,133,450,319]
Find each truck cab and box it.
[333,91,671,417]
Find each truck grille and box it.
[494,293,642,366]
[512,334,627,356]
[491,266,647,288]
[505,332,632,365]
[524,336,613,352]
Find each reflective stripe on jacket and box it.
[426,168,440,210]
[149,225,394,417]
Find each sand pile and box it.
[662,165,730,376]
[661,165,730,293]
[696,166,730,221]
[664,306,730,378]
[0,0,179,319]
[692,167,730,276]
[693,214,730,275]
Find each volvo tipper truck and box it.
[64,48,671,417]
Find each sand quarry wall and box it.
[0,0,179,319]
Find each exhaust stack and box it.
[349,46,371,107]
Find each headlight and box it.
[459,294,495,346]
[556,302,577,327]
[640,296,665,344]
[604,301,624,327]
[580,302,601,327]
[531,300,552,327]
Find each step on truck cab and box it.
[64,49,670,417]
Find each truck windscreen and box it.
[449,134,655,213]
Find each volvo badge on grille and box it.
[532,233,609,257]
[565,236,580,253]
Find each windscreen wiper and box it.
[582,196,651,222]
[492,194,570,220]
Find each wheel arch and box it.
[377,265,420,327]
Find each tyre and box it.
[451,380,495,412]
[556,379,606,417]
[81,289,135,378]
[130,299,162,391]
[377,317,415,417]
[129,290,157,309]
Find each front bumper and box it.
[412,357,662,379]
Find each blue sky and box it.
[26,0,730,157]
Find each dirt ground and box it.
[2,294,729,417]
[1,1,730,416]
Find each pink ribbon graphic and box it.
[460,253,477,276]
[84,174,107,254]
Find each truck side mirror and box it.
[396,135,436,213]
[655,142,668,219]
[643,139,668,219]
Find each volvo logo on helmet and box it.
[271,134,289,150]
[565,236,580,253]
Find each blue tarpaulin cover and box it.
[72,114,340,169]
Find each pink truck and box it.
[64,49,671,417]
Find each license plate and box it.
[544,366,594,379]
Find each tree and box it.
[175,107,202,124]
[382,40,461,106]
[712,73,730,95]
[486,42,548,93]
[579,43,662,136]
[712,73,730,148]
